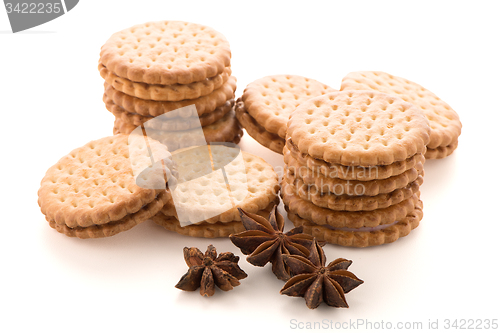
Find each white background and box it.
[1,1,499,332]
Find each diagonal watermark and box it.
[4,0,79,33]
[127,104,248,225]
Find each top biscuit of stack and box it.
[286,90,431,166]
[341,71,462,159]
[100,21,231,85]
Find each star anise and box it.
[175,244,247,297]
[229,205,316,281]
[280,239,363,309]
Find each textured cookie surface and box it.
[104,76,236,117]
[100,21,231,85]
[99,63,231,101]
[241,75,335,138]
[287,199,423,247]
[161,148,279,224]
[38,135,174,228]
[235,99,285,154]
[287,90,430,166]
[341,71,461,149]
[285,142,425,180]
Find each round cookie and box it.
[104,76,237,117]
[100,21,231,85]
[287,199,423,247]
[241,75,336,139]
[286,90,431,166]
[341,71,461,150]
[99,63,231,101]
[234,99,285,154]
[105,95,233,131]
[161,148,280,224]
[38,135,175,234]
[285,140,425,181]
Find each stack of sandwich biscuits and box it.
[99,21,242,147]
[281,90,431,247]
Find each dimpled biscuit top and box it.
[38,135,174,228]
[165,146,279,223]
[241,75,336,139]
[100,21,231,85]
[341,71,461,149]
[286,90,431,166]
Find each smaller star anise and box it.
[280,239,363,309]
[229,205,316,281]
[175,244,247,297]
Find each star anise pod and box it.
[229,205,316,281]
[175,244,247,297]
[280,239,363,309]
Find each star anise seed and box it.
[280,239,363,309]
[229,205,317,281]
[175,244,247,297]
